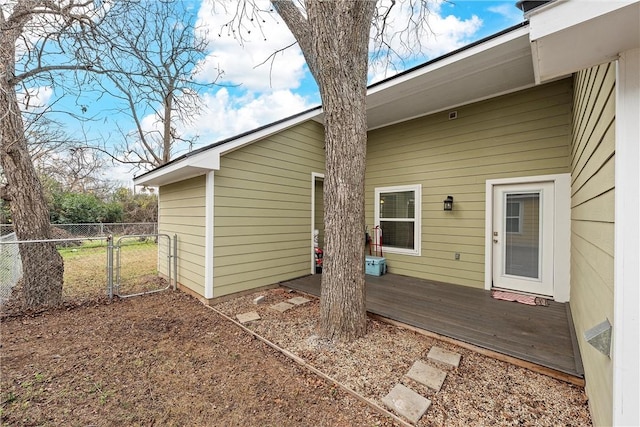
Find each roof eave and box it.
[135,23,538,187]
[528,0,640,83]
[133,108,323,187]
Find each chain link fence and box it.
[0,224,173,312]
[0,233,22,305]
[108,234,175,298]
[0,222,157,238]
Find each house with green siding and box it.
[134,2,639,425]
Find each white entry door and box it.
[492,182,554,296]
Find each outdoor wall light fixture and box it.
[443,196,454,211]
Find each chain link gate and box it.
[107,234,177,299]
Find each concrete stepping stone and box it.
[236,311,260,324]
[382,384,431,424]
[406,360,447,392]
[271,301,294,313]
[287,296,311,305]
[427,346,462,368]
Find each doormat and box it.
[491,290,548,306]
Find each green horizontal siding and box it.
[365,78,573,287]
[213,121,325,297]
[158,176,206,296]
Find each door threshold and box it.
[491,287,553,300]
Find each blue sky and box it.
[187,0,524,153]
[21,0,526,182]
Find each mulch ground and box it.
[0,291,397,427]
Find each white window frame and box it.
[374,184,421,256]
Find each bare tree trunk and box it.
[1,8,64,308]
[273,1,375,341]
[162,90,174,164]
[319,82,369,341]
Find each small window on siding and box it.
[374,184,421,256]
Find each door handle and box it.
[493,239,498,244]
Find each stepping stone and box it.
[236,311,260,324]
[271,302,294,313]
[287,296,310,305]
[427,346,462,368]
[406,360,447,392]
[253,295,266,304]
[382,384,431,424]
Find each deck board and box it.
[280,273,584,379]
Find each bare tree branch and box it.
[82,0,221,172]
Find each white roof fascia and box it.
[133,108,323,187]
[528,0,640,83]
[214,108,323,157]
[528,0,634,39]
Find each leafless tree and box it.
[90,0,221,172]
[1,0,211,308]
[23,116,114,196]
[0,0,127,308]
[223,0,433,341]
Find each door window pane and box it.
[504,193,540,279]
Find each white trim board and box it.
[204,171,215,299]
[484,174,571,302]
[612,48,640,427]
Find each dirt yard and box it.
[1,292,394,426]
[1,289,592,426]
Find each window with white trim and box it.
[374,184,421,256]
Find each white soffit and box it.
[133,151,220,187]
[529,1,640,83]
[366,26,534,129]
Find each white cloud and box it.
[488,4,524,25]
[17,86,53,112]
[184,0,486,150]
[107,162,138,187]
[195,0,307,92]
[368,0,483,82]
[184,87,313,147]
[174,0,317,151]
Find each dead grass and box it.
[0,292,395,427]
[59,240,161,299]
[0,287,593,426]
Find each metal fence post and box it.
[173,234,177,291]
[106,235,113,299]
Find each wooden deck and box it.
[280,273,584,383]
